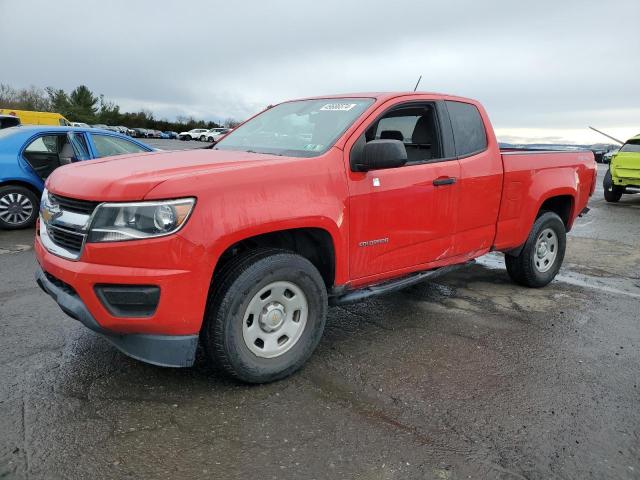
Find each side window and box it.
[366,103,443,164]
[445,101,487,157]
[92,134,148,158]
[23,135,66,179]
[68,132,90,160]
[25,135,61,154]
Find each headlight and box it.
[87,198,195,243]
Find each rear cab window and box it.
[445,101,487,157]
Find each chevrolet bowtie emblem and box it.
[41,198,61,224]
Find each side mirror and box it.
[351,139,407,172]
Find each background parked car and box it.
[164,131,178,139]
[179,128,208,141]
[602,148,619,164]
[199,127,226,142]
[92,124,108,129]
[0,126,154,229]
[206,128,232,143]
[0,114,21,129]
[132,128,146,138]
[70,122,90,128]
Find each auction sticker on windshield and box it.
[320,103,357,111]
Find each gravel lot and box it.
[1,159,639,480]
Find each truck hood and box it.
[46,149,282,201]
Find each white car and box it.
[71,122,90,128]
[204,128,232,143]
[179,129,209,141]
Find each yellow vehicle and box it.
[0,109,70,126]
[604,134,640,202]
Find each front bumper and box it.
[33,223,212,367]
[35,266,198,367]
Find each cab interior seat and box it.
[366,105,441,163]
[380,130,404,141]
[405,113,439,162]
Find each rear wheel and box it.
[184,135,192,141]
[603,169,623,203]
[0,186,39,230]
[505,212,566,288]
[202,249,327,383]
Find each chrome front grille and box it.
[40,191,97,261]
[49,194,99,215]
[47,225,85,252]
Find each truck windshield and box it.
[214,98,374,157]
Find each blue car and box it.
[0,126,154,229]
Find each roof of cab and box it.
[284,91,479,105]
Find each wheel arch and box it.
[0,179,43,198]
[210,225,340,290]
[537,193,575,228]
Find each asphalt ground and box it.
[1,157,639,479]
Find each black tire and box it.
[184,135,192,141]
[603,169,623,203]
[202,249,328,383]
[199,135,206,142]
[0,185,39,230]
[505,211,566,288]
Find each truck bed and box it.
[493,149,596,252]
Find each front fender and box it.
[206,215,346,283]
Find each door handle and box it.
[432,177,456,186]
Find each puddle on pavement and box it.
[477,252,640,300]
[0,244,32,255]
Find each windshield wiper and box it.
[245,149,283,156]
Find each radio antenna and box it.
[413,75,422,92]
[588,126,624,145]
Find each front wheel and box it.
[505,212,566,288]
[603,169,623,203]
[202,250,327,383]
[0,185,39,230]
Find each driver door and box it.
[347,101,461,281]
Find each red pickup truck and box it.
[35,92,596,383]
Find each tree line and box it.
[0,84,240,132]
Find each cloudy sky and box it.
[1,0,638,144]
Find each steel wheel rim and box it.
[0,193,34,225]
[242,280,308,359]
[533,227,558,273]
